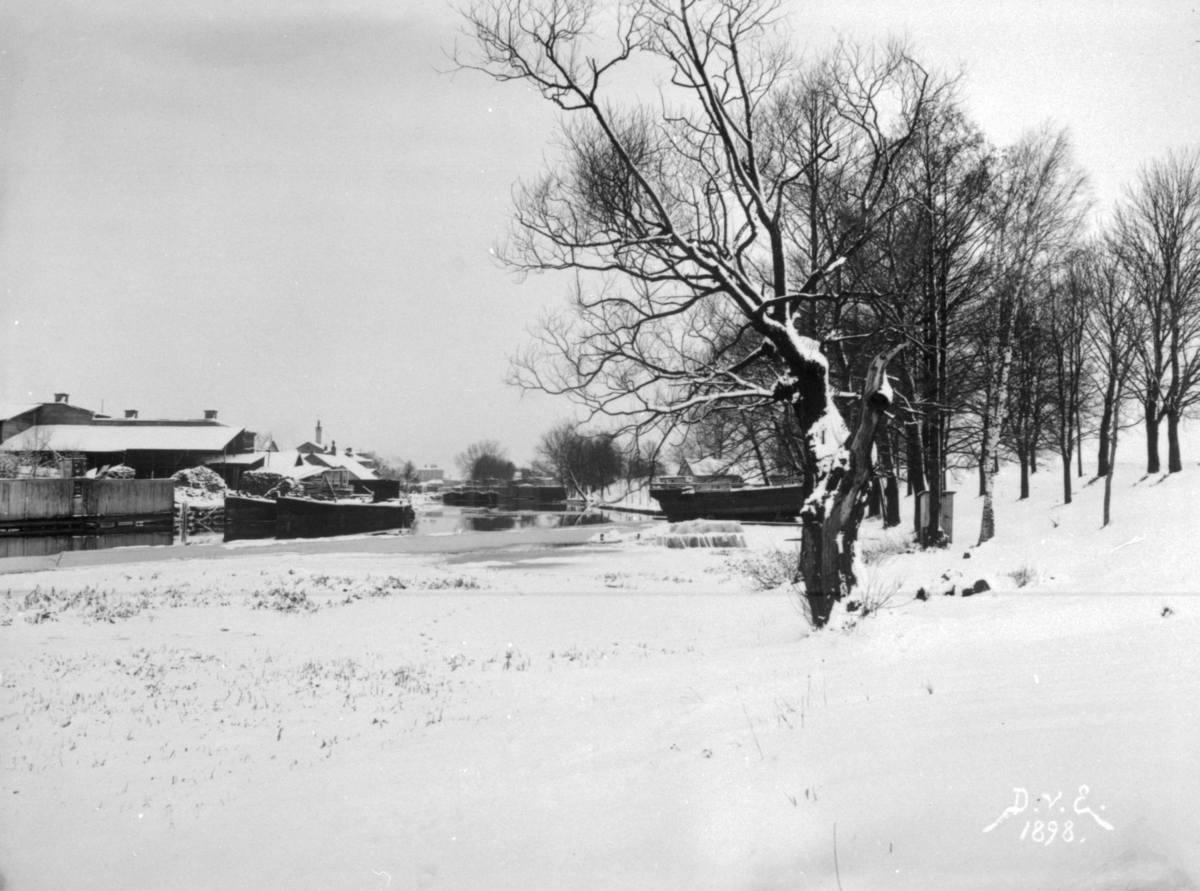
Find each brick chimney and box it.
[203,410,218,420]
[125,409,138,419]
[54,393,69,404]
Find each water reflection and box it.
[412,508,616,536]
[0,531,173,560]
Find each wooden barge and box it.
[223,495,278,541]
[224,495,415,542]
[649,483,804,523]
[441,489,499,508]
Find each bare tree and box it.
[623,438,665,487]
[1082,244,1140,525]
[460,0,938,624]
[1003,297,1054,500]
[1112,148,1200,474]
[1045,250,1094,504]
[456,440,517,482]
[870,95,993,542]
[975,125,1088,544]
[0,427,84,479]
[535,421,623,498]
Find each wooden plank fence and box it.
[83,480,174,517]
[0,480,75,521]
[0,480,175,547]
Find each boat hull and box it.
[275,497,415,539]
[224,495,278,542]
[444,489,499,508]
[650,485,803,523]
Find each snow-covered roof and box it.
[0,424,246,454]
[253,450,307,476]
[206,453,266,467]
[279,463,335,482]
[0,403,38,422]
[232,450,366,481]
[303,451,379,481]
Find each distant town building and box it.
[417,465,444,482]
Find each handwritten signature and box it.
[983,785,1113,844]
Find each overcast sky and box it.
[1,0,1197,470]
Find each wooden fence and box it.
[83,480,174,517]
[0,480,175,552]
[0,479,74,522]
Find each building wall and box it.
[37,404,98,426]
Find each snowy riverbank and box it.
[0,461,1197,890]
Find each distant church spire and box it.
[316,419,323,445]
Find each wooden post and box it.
[180,499,189,545]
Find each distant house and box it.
[208,446,379,491]
[0,396,251,479]
[294,419,379,478]
[416,465,444,482]
[302,449,378,482]
[655,456,752,488]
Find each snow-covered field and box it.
[1,462,1197,890]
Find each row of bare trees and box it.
[458,0,1200,624]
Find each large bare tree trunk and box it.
[1167,408,1183,473]
[1096,377,1115,477]
[878,428,902,528]
[800,347,902,627]
[1103,400,1121,527]
[1145,397,1161,474]
[1058,391,1073,504]
[1076,401,1084,478]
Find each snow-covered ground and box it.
[0,461,1197,890]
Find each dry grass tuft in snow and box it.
[849,567,905,618]
[735,545,801,591]
[1007,561,1041,588]
[860,527,916,564]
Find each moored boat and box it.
[224,495,278,542]
[650,483,803,523]
[275,496,415,539]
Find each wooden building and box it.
[0,400,251,479]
